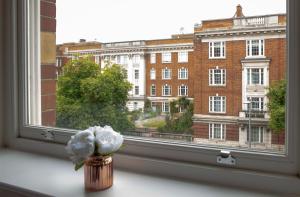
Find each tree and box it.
[267,79,286,133]
[56,57,134,132]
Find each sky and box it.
[56,0,286,44]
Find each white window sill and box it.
[0,148,283,197]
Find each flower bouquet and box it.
[66,125,123,190]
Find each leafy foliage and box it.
[158,97,194,134]
[56,57,134,131]
[267,79,286,133]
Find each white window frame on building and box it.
[162,84,172,96]
[209,123,226,140]
[247,97,264,111]
[178,67,188,79]
[95,55,100,65]
[178,51,188,62]
[162,102,170,113]
[209,41,225,58]
[209,96,226,113]
[178,84,188,96]
[150,53,156,64]
[246,39,264,57]
[134,69,139,80]
[247,127,264,144]
[247,68,264,85]
[150,84,156,96]
[162,67,171,79]
[150,68,156,80]
[162,52,172,63]
[133,102,138,110]
[209,67,226,86]
[134,86,139,95]
[132,54,140,65]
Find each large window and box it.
[209,123,226,140]
[162,84,171,96]
[162,52,172,63]
[178,51,188,62]
[247,97,264,111]
[132,54,140,64]
[178,85,188,96]
[209,41,225,58]
[246,40,264,57]
[162,68,171,79]
[247,68,264,85]
[150,84,156,96]
[150,53,156,64]
[162,102,170,113]
[209,68,226,85]
[247,127,264,143]
[150,68,156,80]
[209,96,226,113]
[178,68,188,79]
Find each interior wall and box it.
[0,0,4,147]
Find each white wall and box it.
[0,0,4,147]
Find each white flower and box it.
[65,129,95,165]
[95,125,123,155]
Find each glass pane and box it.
[33,0,286,154]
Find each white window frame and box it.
[150,84,156,96]
[162,52,172,63]
[209,123,226,140]
[134,69,139,80]
[162,84,171,96]
[178,85,188,96]
[178,67,188,79]
[162,67,171,79]
[134,86,139,95]
[247,97,264,111]
[209,68,226,86]
[246,39,264,57]
[209,96,226,113]
[247,127,264,144]
[132,54,140,64]
[178,51,188,63]
[247,68,264,85]
[150,53,156,64]
[162,102,170,113]
[209,41,225,58]
[150,68,156,80]
[6,0,300,193]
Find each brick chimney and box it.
[234,4,245,18]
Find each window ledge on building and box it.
[0,148,286,197]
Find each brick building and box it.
[55,5,286,149]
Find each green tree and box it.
[267,79,286,133]
[56,57,134,131]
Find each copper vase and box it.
[84,156,113,191]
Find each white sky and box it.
[56,0,286,44]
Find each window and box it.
[134,86,139,95]
[162,84,171,96]
[209,41,225,58]
[150,68,156,80]
[132,54,140,64]
[247,68,264,85]
[178,51,188,62]
[247,127,264,143]
[209,124,226,140]
[178,85,188,96]
[162,102,170,113]
[247,40,264,57]
[150,84,156,96]
[247,97,264,111]
[133,102,138,110]
[162,52,172,63]
[134,69,139,79]
[178,68,188,79]
[162,68,171,79]
[209,96,226,113]
[209,68,226,85]
[95,55,100,65]
[150,53,156,64]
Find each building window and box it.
[150,84,156,96]
[134,69,139,79]
[124,69,128,79]
[162,68,171,79]
[178,68,188,79]
[209,41,225,58]
[178,51,188,62]
[151,102,157,112]
[209,68,226,85]
[209,124,226,140]
[132,54,140,64]
[162,102,170,113]
[209,96,226,113]
[150,68,156,80]
[162,52,172,63]
[247,40,264,57]
[95,55,100,65]
[178,85,188,96]
[247,97,264,111]
[247,68,264,85]
[133,102,138,110]
[134,86,139,95]
[247,127,264,143]
[162,84,171,96]
[150,53,156,64]
[116,55,128,65]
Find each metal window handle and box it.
[217,150,236,166]
[41,130,54,141]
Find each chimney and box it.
[234,4,244,18]
[79,39,86,43]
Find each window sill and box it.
[0,148,290,197]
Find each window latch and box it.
[217,150,236,166]
[41,130,54,141]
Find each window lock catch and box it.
[217,150,236,166]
